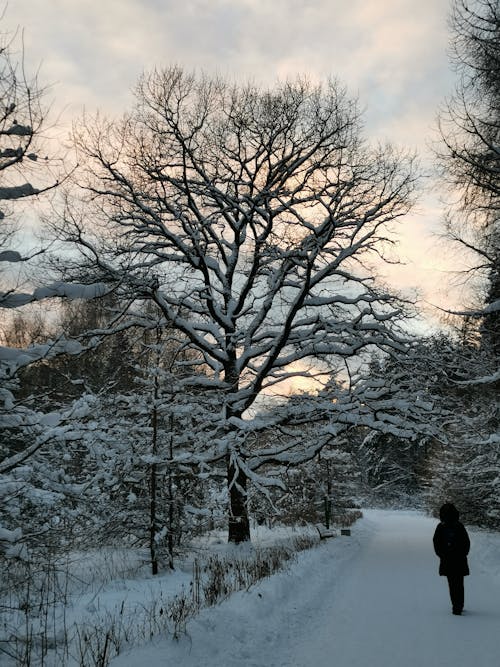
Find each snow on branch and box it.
[0,281,109,308]
[0,336,85,378]
[456,368,500,386]
[0,183,39,200]
[2,123,33,137]
[0,250,22,262]
[445,299,500,318]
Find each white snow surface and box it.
[112,510,500,667]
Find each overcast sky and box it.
[6,0,465,314]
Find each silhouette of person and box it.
[433,503,470,615]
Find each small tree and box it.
[63,69,417,542]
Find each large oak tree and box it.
[63,69,417,542]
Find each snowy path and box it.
[112,510,500,666]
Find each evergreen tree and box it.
[438,0,500,353]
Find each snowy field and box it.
[111,510,500,667]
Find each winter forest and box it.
[0,0,499,664]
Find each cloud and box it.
[7,1,453,113]
[4,0,459,307]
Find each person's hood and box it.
[439,503,459,523]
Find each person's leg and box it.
[447,575,464,614]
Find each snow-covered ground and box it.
[111,510,500,667]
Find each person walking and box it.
[433,503,470,615]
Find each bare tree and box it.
[438,0,500,353]
[64,69,416,542]
[0,22,107,317]
[0,24,59,273]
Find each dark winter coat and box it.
[433,516,470,577]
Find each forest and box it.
[0,0,498,664]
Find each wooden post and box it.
[324,496,332,529]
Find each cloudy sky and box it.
[6,0,465,313]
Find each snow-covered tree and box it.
[0,21,112,382]
[421,331,500,526]
[59,69,417,541]
[0,23,128,560]
[0,23,63,304]
[356,330,498,525]
[428,1,500,525]
[438,0,500,354]
[351,339,452,504]
[272,442,362,529]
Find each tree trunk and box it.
[325,457,332,529]
[149,326,161,576]
[224,361,250,543]
[227,456,250,543]
[150,461,158,575]
[167,413,175,569]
